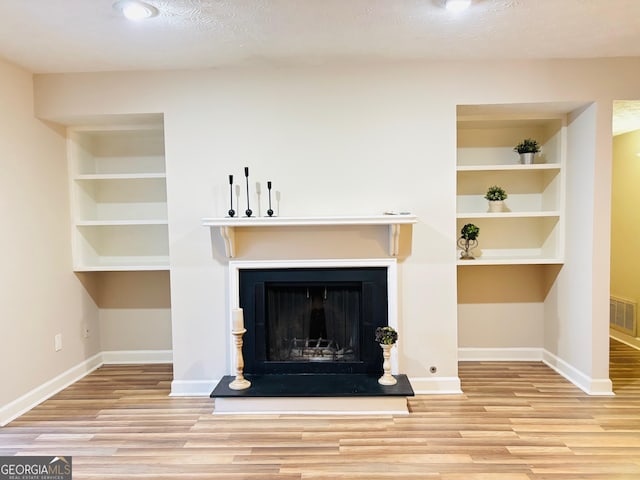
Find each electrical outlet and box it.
[54,334,62,351]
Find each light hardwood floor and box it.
[1,339,639,479]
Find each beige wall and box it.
[0,58,100,416]
[611,130,640,310]
[93,271,172,351]
[32,58,640,394]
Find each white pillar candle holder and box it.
[229,308,251,390]
[229,328,251,390]
[378,343,397,386]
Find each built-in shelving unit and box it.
[456,107,566,265]
[68,122,169,271]
[202,215,418,258]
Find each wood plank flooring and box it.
[1,338,639,479]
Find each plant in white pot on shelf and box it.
[457,223,480,260]
[484,185,507,212]
[514,138,540,164]
[375,326,398,385]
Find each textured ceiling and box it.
[0,0,639,132]
[1,0,640,74]
[613,101,640,136]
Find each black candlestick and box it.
[227,174,235,217]
[267,181,274,217]
[244,167,252,217]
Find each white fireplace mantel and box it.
[202,214,418,258]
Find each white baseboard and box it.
[0,353,103,427]
[610,330,640,350]
[101,349,173,364]
[169,379,218,397]
[458,347,544,361]
[0,349,174,427]
[3,344,616,426]
[408,376,462,394]
[542,350,613,396]
[457,347,613,396]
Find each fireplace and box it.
[237,264,391,375]
[211,259,412,414]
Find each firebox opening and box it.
[239,267,388,375]
[265,283,361,363]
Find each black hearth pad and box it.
[211,374,414,398]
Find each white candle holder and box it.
[378,343,397,386]
[229,328,251,390]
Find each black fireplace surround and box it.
[239,267,388,375]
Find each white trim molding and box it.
[0,353,103,427]
[409,376,462,394]
[457,347,614,396]
[101,349,173,364]
[542,350,614,396]
[169,379,218,397]
[1,350,174,427]
[227,258,399,375]
[458,347,544,362]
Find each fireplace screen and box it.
[265,284,360,363]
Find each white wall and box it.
[32,58,640,395]
[543,104,610,393]
[0,58,100,423]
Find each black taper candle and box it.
[227,174,235,217]
[267,181,274,217]
[244,167,252,217]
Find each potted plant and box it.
[484,185,507,212]
[458,223,479,260]
[375,326,398,345]
[375,326,398,385]
[513,138,540,164]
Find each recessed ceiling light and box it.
[113,1,158,21]
[444,0,472,13]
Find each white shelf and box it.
[75,223,169,268]
[456,106,566,266]
[73,175,167,223]
[203,215,417,227]
[456,214,561,261]
[75,173,166,180]
[74,260,170,272]
[457,256,564,266]
[457,211,560,219]
[68,121,169,272]
[69,125,165,175]
[456,163,561,172]
[76,220,168,226]
[202,215,418,258]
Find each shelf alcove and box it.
[456,102,570,365]
[67,120,169,271]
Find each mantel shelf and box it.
[202,214,418,258]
